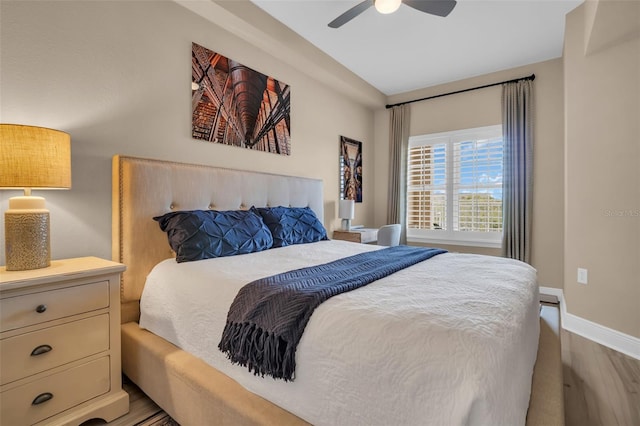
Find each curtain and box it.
[387,104,411,244]
[502,80,534,263]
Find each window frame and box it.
[406,125,503,248]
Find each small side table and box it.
[0,257,129,425]
[332,228,378,244]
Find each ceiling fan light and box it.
[374,0,402,14]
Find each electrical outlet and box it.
[577,268,588,284]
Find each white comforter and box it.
[140,240,539,426]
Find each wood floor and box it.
[99,329,639,426]
[562,329,640,426]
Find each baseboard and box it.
[562,310,640,360]
[539,286,640,360]
[539,286,564,301]
[539,286,562,305]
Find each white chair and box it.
[377,224,401,246]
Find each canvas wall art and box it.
[192,42,291,156]
[340,136,363,202]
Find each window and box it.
[406,125,503,247]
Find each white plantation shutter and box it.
[407,126,503,247]
[407,142,447,231]
[453,137,503,232]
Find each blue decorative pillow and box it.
[154,209,273,263]
[254,206,327,248]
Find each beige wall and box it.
[0,0,382,263]
[374,59,565,289]
[563,1,640,338]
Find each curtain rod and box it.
[385,74,535,109]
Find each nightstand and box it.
[0,257,129,425]
[333,228,378,244]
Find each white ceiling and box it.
[251,0,582,95]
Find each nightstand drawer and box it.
[0,281,109,333]
[0,314,110,385]
[0,356,110,426]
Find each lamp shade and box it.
[338,199,355,220]
[0,124,71,190]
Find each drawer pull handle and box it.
[31,345,53,356]
[35,304,47,313]
[32,392,53,405]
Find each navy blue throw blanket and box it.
[218,245,447,381]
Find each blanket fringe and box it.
[219,321,296,381]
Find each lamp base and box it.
[341,218,352,231]
[5,203,51,271]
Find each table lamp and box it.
[0,124,71,271]
[339,199,355,231]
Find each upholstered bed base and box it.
[113,155,564,426]
[121,323,308,425]
[121,308,563,426]
[527,305,565,425]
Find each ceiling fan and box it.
[328,0,457,28]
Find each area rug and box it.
[135,412,179,426]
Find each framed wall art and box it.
[191,42,291,156]
[339,136,363,202]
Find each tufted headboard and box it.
[112,155,324,322]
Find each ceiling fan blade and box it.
[403,0,457,17]
[328,0,373,28]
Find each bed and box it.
[112,155,564,426]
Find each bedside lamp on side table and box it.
[0,124,71,271]
[339,199,355,231]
